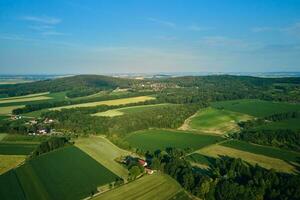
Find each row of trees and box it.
[145,148,300,200]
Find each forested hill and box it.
[1,74,300,99]
[0,75,140,97]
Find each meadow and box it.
[75,136,132,179]
[212,99,300,117]
[93,174,188,200]
[92,103,171,117]
[187,107,252,134]
[256,117,300,130]
[186,153,215,166]
[124,129,224,151]
[0,105,25,115]
[221,140,300,163]
[50,96,155,110]
[197,144,296,173]
[0,146,118,200]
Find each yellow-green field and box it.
[0,92,49,100]
[181,107,252,135]
[0,155,26,174]
[92,103,169,117]
[93,174,184,200]
[0,96,52,104]
[196,144,296,173]
[0,105,25,115]
[75,136,134,179]
[50,96,155,110]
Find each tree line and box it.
[145,148,300,200]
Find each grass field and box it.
[76,136,132,179]
[0,142,38,155]
[197,144,296,173]
[212,99,300,117]
[0,133,7,141]
[124,129,224,152]
[256,117,300,130]
[1,134,48,143]
[0,146,119,200]
[92,103,171,117]
[0,155,26,174]
[93,174,186,200]
[0,105,25,115]
[221,140,300,163]
[187,107,252,134]
[186,153,215,166]
[0,170,26,200]
[50,96,155,110]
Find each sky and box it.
[1,0,300,74]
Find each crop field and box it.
[124,129,224,151]
[0,105,25,115]
[0,92,49,100]
[0,146,119,200]
[212,99,300,117]
[0,142,38,155]
[0,155,26,174]
[76,136,133,179]
[0,170,26,200]
[50,96,156,110]
[0,95,52,104]
[92,103,171,117]
[93,174,186,200]
[187,107,252,134]
[220,140,300,163]
[197,144,296,173]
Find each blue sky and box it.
[1,0,300,74]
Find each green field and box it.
[187,107,252,134]
[256,117,300,130]
[92,103,171,117]
[76,136,133,179]
[0,146,118,200]
[124,129,224,151]
[0,105,25,115]
[50,96,155,110]
[212,99,300,117]
[221,140,300,163]
[186,153,215,166]
[1,134,48,143]
[0,92,49,100]
[93,174,187,200]
[0,142,38,155]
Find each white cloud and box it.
[252,22,300,37]
[147,17,176,28]
[21,16,61,25]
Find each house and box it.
[38,129,47,135]
[145,168,154,175]
[44,118,54,124]
[138,159,147,167]
[11,115,22,120]
[29,120,38,125]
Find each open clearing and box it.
[0,105,25,115]
[92,103,171,117]
[0,146,118,200]
[125,129,224,152]
[221,140,300,163]
[76,136,133,179]
[93,174,186,200]
[212,99,300,117]
[197,144,296,173]
[0,155,26,174]
[50,96,155,110]
[185,107,252,134]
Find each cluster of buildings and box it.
[122,156,155,175]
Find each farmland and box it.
[93,174,188,200]
[212,99,300,117]
[0,105,25,115]
[50,96,155,110]
[0,146,118,200]
[197,144,296,173]
[92,103,171,117]
[0,155,26,174]
[124,129,224,151]
[186,107,252,134]
[256,117,300,130]
[76,136,132,179]
[0,143,38,155]
[220,140,300,163]
[0,95,51,104]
